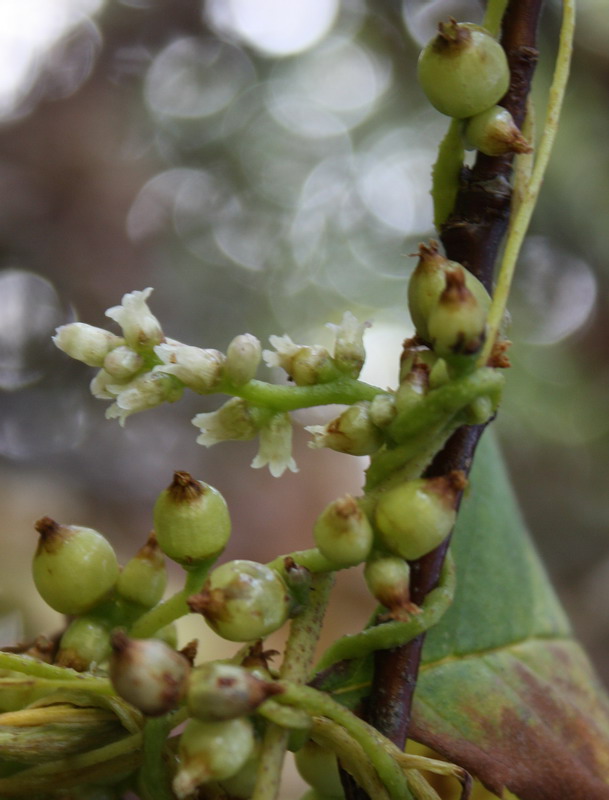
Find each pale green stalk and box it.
[230,376,384,411]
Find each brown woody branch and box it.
[342,2,545,797]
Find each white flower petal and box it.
[251,413,298,477]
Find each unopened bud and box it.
[314,495,373,568]
[153,472,231,566]
[172,717,255,798]
[306,403,383,456]
[375,473,466,560]
[188,560,290,642]
[105,372,183,426]
[428,267,487,361]
[109,631,190,716]
[264,335,336,386]
[103,345,144,381]
[153,342,226,393]
[192,397,259,447]
[225,334,262,386]
[116,532,167,608]
[105,288,163,350]
[32,518,119,615]
[187,662,281,721]
[327,312,369,378]
[395,362,429,414]
[56,616,111,672]
[369,393,397,429]
[364,555,411,610]
[464,105,532,157]
[53,323,123,367]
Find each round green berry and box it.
[172,717,255,799]
[375,476,462,561]
[187,662,279,721]
[116,532,167,608]
[32,518,119,615]
[189,560,291,642]
[56,616,111,672]
[153,471,231,565]
[417,20,509,119]
[314,495,373,568]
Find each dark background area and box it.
[0,0,608,696]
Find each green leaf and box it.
[412,430,609,799]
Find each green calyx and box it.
[32,517,120,616]
[417,20,510,119]
[153,471,231,565]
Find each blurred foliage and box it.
[0,0,608,701]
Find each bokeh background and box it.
[0,0,607,745]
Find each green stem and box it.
[130,558,214,638]
[267,548,336,576]
[483,0,509,35]
[275,683,412,800]
[138,709,188,800]
[229,377,384,412]
[314,552,455,671]
[0,653,112,693]
[252,572,334,800]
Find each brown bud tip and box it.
[34,516,61,540]
[180,639,199,665]
[168,471,204,503]
[427,471,467,508]
[441,267,475,304]
[186,590,211,615]
[110,630,130,654]
[488,338,512,369]
[240,641,279,671]
[436,18,472,48]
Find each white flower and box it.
[103,346,144,381]
[225,334,262,386]
[90,369,122,399]
[153,342,225,393]
[263,335,333,386]
[326,312,370,377]
[105,373,183,426]
[251,413,298,478]
[192,398,259,447]
[53,323,123,367]
[105,288,163,349]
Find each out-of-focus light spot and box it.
[267,37,390,134]
[214,213,280,272]
[205,0,339,57]
[357,127,435,235]
[575,0,609,57]
[0,0,102,119]
[402,0,484,47]
[127,168,198,241]
[510,237,597,345]
[145,37,255,120]
[0,271,68,390]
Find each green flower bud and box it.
[108,631,190,716]
[313,495,373,568]
[188,560,291,642]
[427,267,487,362]
[102,345,144,381]
[395,362,429,414]
[364,555,411,611]
[408,242,490,344]
[53,323,123,367]
[32,518,119,615]
[172,717,255,798]
[187,662,281,721]
[264,335,336,386]
[368,393,397,429]
[306,404,383,456]
[464,105,532,156]
[56,616,112,672]
[417,20,509,119]
[295,739,343,798]
[153,471,231,566]
[225,333,262,385]
[116,532,167,608]
[375,473,465,560]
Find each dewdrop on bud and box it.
[314,495,373,568]
[428,267,487,361]
[188,560,290,642]
[116,533,167,608]
[105,288,163,350]
[306,403,383,456]
[56,616,111,672]
[464,105,532,157]
[173,717,255,799]
[153,472,231,566]
[364,555,411,611]
[103,345,144,381]
[375,473,465,560]
[417,20,509,119]
[153,341,226,393]
[109,631,190,716]
[327,312,370,378]
[264,336,335,386]
[32,518,119,615]
[408,242,490,343]
[53,323,123,367]
[225,334,262,386]
[187,662,281,721]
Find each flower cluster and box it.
[54,291,371,476]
